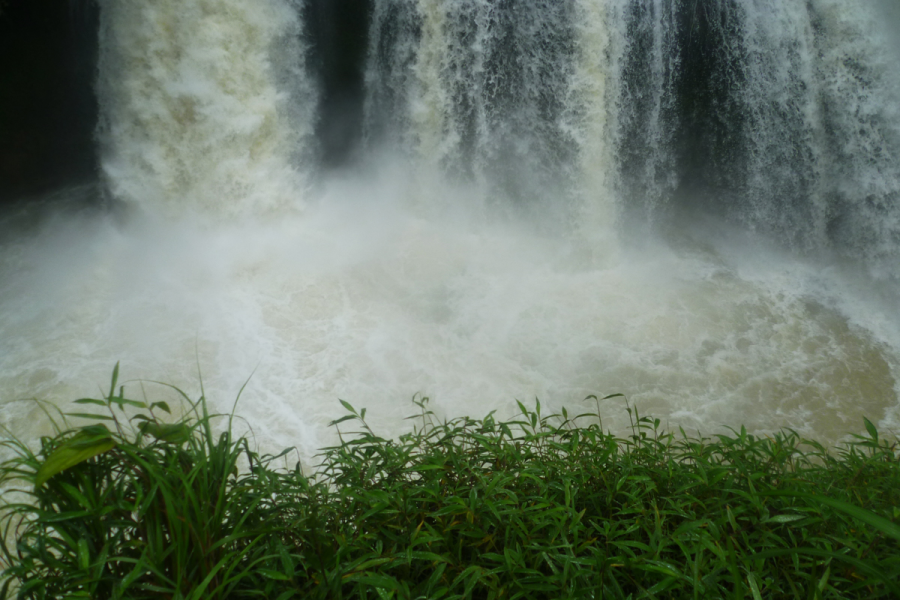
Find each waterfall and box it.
[724,1,823,245]
[365,0,624,240]
[365,0,900,278]
[87,0,900,276]
[664,0,900,276]
[808,0,900,279]
[617,0,681,223]
[95,0,316,218]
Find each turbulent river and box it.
[2,0,900,460]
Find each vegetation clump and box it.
[1,366,899,599]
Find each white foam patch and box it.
[1,178,897,462]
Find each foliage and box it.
[0,365,279,599]
[1,368,899,599]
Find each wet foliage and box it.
[1,367,899,598]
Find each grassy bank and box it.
[1,367,899,599]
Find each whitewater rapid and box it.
[1,178,898,461]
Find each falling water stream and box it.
[1,0,899,461]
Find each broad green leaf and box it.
[361,502,390,521]
[753,547,900,597]
[352,574,401,590]
[278,543,293,574]
[150,401,171,414]
[72,424,115,443]
[73,398,106,406]
[108,396,147,410]
[37,510,91,523]
[375,588,393,600]
[328,414,356,427]
[765,514,805,524]
[747,573,763,600]
[641,576,679,596]
[257,569,290,581]
[138,421,192,444]
[35,426,116,488]
[65,412,115,422]
[59,482,92,510]
[108,362,119,398]
[78,538,90,570]
[407,551,449,563]
[763,491,900,543]
[355,557,393,571]
[637,560,683,579]
[863,417,878,441]
[516,399,528,416]
[818,564,831,592]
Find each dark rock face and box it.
[0,0,377,204]
[306,0,372,168]
[0,0,99,204]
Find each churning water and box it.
[2,0,900,460]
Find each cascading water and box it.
[365,0,623,241]
[1,0,900,461]
[809,0,900,278]
[95,0,315,218]
[665,0,900,272]
[617,0,681,223]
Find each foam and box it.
[1,180,897,460]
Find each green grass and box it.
[1,366,899,599]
